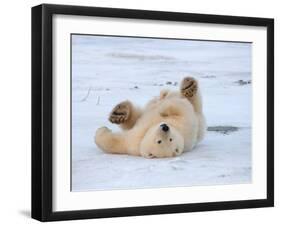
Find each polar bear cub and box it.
[95,77,206,158]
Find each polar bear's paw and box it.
[96,126,111,136]
[95,127,112,152]
[181,77,198,98]
[109,101,131,124]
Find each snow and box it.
[71,35,252,191]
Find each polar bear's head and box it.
[140,122,184,158]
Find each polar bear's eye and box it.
[157,140,162,144]
[170,138,173,142]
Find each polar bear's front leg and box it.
[109,101,142,130]
[95,127,128,154]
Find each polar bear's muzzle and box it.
[160,123,169,132]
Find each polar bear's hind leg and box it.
[180,77,206,142]
[180,77,202,114]
[109,100,142,130]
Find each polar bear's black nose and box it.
[160,123,169,132]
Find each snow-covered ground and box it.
[71,35,252,191]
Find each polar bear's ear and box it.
[159,89,170,100]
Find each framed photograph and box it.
[32,4,274,221]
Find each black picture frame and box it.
[32,3,274,222]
